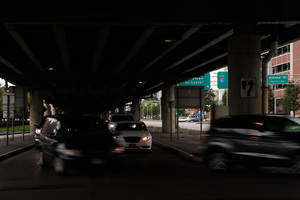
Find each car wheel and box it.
[208,152,230,170]
[290,156,300,174]
[53,157,66,174]
[39,151,48,168]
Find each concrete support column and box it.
[228,34,261,115]
[162,86,175,135]
[29,89,44,135]
[132,98,140,121]
[119,105,125,114]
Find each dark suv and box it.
[204,115,300,173]
[38,115,122,174]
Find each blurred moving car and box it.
[178,116,191,122]
[112,121,152,152]
[38,115,121,174]
[34,116,48,149]
[204,115,300,173]
[108,114,136,132]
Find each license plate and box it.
[128,144,137,148]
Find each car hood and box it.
[116,131,151,137]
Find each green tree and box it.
[177,109,188,116]
[222,90,227,105]
[281,81,300,117]
[204,89,217,112]
[141,101,161,118]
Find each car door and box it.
[211,117,262,161]
[257,117,300,163]
[251,117,295,164]
[229,117,266,161]
[40,118,60,161]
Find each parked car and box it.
[38,115,122,174]
[178,116,191,122]
[108,114,136,132]
[112,121,152,152]
[204,115,300,173]
[190,116,200,122]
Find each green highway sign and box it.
[217,71,228,89]
[178,73,210,89]
[268,74,288,84]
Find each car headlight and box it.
[109,124,115,129]
[142,136,151,141]
[113,136,123,141]
[56,143,84,157]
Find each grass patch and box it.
[0,125,30,132]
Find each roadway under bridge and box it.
[0,1,300,133]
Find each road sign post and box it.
[2,93,15,118]
[2,93,15,145]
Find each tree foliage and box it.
[141,101,161,118]
[204,89,217,112]
[281,81,300,117]
[222,90,227,105]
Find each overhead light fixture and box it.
[165,39,178,43]
[164,39,174,43]
[48,67,54,71]
[138,81,143,84]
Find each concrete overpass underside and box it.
[0,1,300,115]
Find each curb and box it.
[153,139,203,163]
[0,131,30,136]
[0,143,35,162]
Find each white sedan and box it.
[178,116,191,122]
[112,121,152,152]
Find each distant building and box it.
[264,41,300,116]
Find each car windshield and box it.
[111,115,135,122]
[116,123,148,131]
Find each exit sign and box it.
[178,73,210,89]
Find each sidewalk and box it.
[0,132,35,162]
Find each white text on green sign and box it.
[178,73,210,89]
[268,74,288,84]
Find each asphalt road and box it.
[1,146,300,199]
